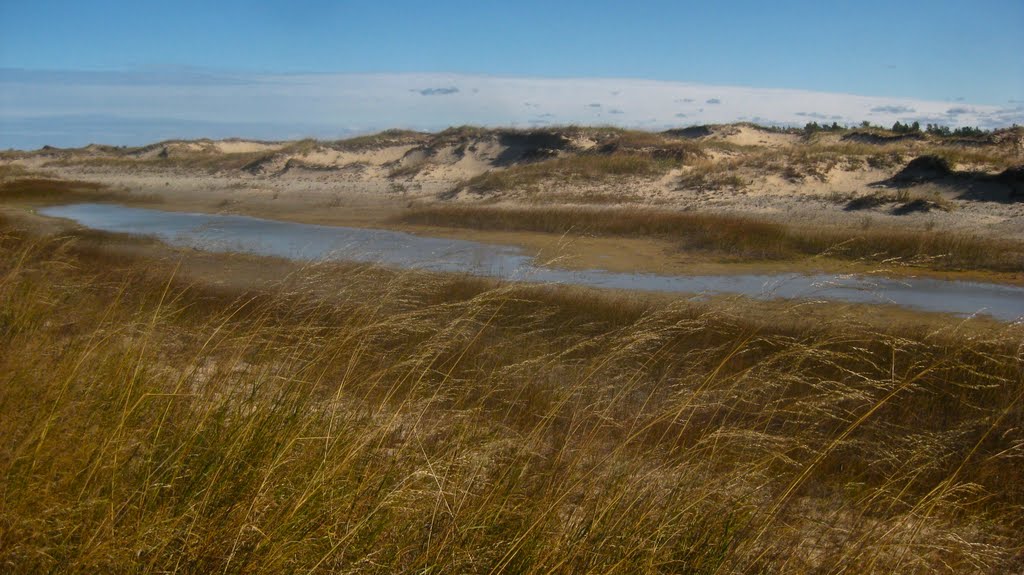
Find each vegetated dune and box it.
[8,123,1021,186]
[3,123,1023,244]
[882,155,1024,202]
[2,126,1024,571]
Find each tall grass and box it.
[0,177,109,201]
[1,223,1022,573]
[0,164,36,179]
[400,205,1024,272]
[0,177,161,205]
[678,159,749,190]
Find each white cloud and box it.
[1,69,1019,148]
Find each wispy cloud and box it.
[414,86,459,96]
[0,69,1014,148]
[869,105,915,114]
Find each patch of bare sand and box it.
[212,140,285,154]
[299,145,415,168]
[713,125,801,148]
[413,150,494,182]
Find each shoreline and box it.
[12,195,1024,288]
[8,202,1023,324]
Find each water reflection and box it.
[39,203,1024,321]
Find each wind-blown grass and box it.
[0,221,1022,573]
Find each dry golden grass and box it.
[0,177,111,202]
[677,159,749,190]
[0,177,161,205]
[329,129,430,151]
[922,145,1024,171]
[682,143,906,188]
[0,164,37,179]
[1,220,1022,573]
[400,204,1024,272]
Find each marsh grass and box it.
[0,177,161,205]
[0,164,37,179]
[1,222,1022,573]
[400,205,1024,271]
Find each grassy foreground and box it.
[1,222,1023,573]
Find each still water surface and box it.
[39,203,1024,321]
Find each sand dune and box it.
[3,124,1021,240]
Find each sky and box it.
[1,0,1022,148]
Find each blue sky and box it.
[1,1,1022,148]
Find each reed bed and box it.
[0,177,161,205]
[400,204,1024,272]
[0,224,1022,573]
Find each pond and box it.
[39,203,1024,321]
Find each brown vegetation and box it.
[0,177,159,205]
[400,204,1024,271]
[0,220,1022,573]
[455,153,677,195]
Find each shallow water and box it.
[40,203,1024,321]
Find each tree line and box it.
[802,119,994,137]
